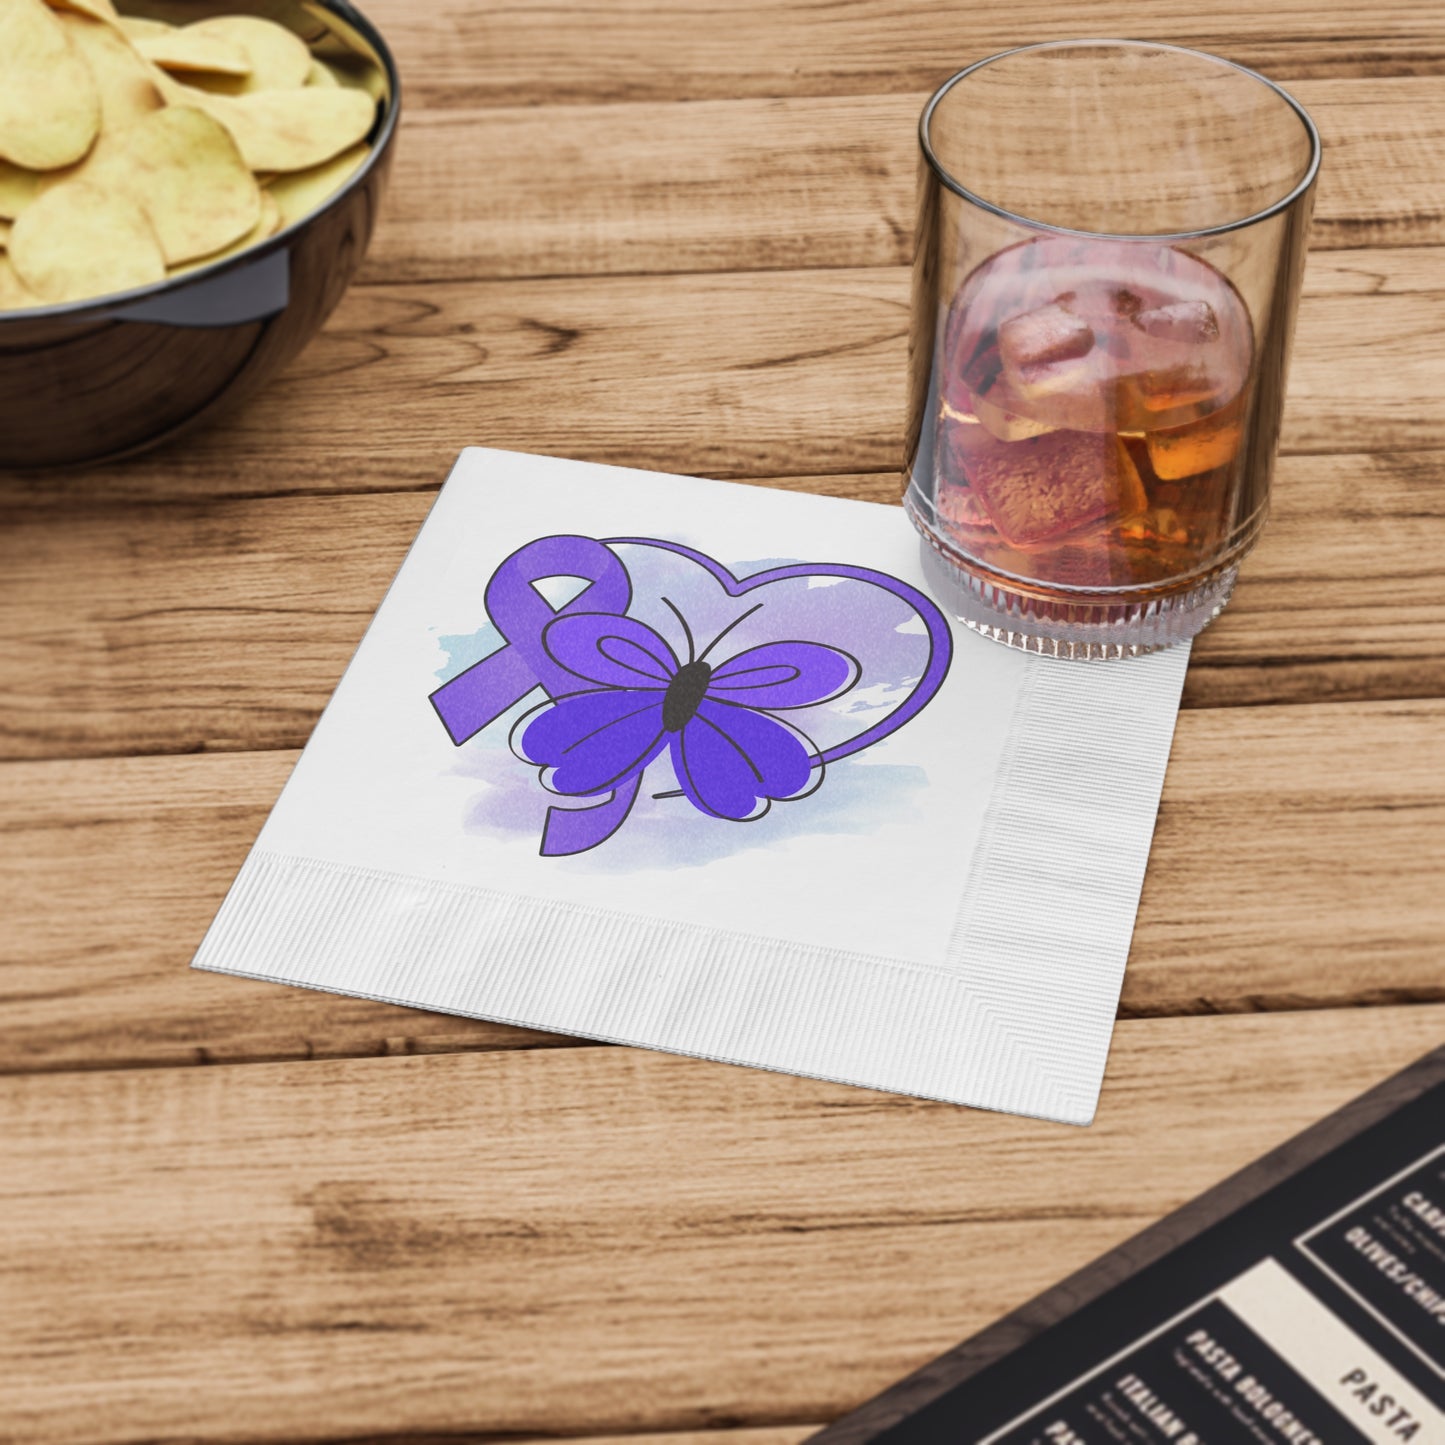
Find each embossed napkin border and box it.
[193,641,1187,1126]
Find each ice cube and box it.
[1146,403,1244,479]
[961,428,1147,548]
[1115,300,1227,419]
[971,385,1057,442]
[953,340,1061,440]
[997,344,1118,433]
[1132,362,1222,414]
[1134,300,1219,344]
[998,302,1094,374]
[994,306,1125,432]
[935,480,996,542]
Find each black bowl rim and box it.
[0,0,402,325]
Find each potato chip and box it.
[156,66,251,99]
[0,254,42,309]
[44,0,116,22]
[189,14,309,90]
[155,78,375,172]
[70,105,261,264]
[132,105,263,262]
[267,141,368,227]
[56,11,164,132]
[0,159,41,220]
[136,27,253,77]
[0,4,389,311]
[169,185,280,274]
[0,0,102,171]
[115,14,170,40]
[9,180,165,302]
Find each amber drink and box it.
[906,42,1320,656]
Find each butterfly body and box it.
[662,660,713,732]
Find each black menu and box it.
[812,1047,1445,1445]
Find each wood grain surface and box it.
[1,0,1443,1441]
[4,448,1444,766]
[361,79,1445,283]
[3,699,1442,1076]
[3,1008,1441,1445]
[350,0,1445,104]
[1,246,1440,521]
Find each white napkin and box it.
[193,449,1188,1124]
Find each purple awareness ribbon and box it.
[429,535,637,855]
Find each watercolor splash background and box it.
[432,542,934,871]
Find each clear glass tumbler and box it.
[905,40,1320,658]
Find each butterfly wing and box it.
[543,612,679,690]
[670,698,815,820]
[705,640,857,709]
[517,689,668,796]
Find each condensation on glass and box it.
[905,40,1320,658]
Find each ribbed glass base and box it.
[913,517,1237,660]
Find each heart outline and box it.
[601,536,954,766]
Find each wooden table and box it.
[3,3,1443,1441]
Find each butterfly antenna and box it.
[661,595,696,663]
[698,601,764,663]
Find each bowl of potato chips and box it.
[0,0,397,467]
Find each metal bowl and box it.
[0,0,399,469]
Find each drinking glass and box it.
[905,40,1320,658]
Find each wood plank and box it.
[0,750,569,1073]
[2,699,1441,1075]
[2,448,1443,765]
[1133,699,1445,1015]
[365,79,1445,285]
[1,247,1441,513]
[1,1007,1440,1443]
[363,0,1445,106]
[1181,448,1445,709]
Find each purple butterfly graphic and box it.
[429,534,952,856]
[511,600,859,822]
